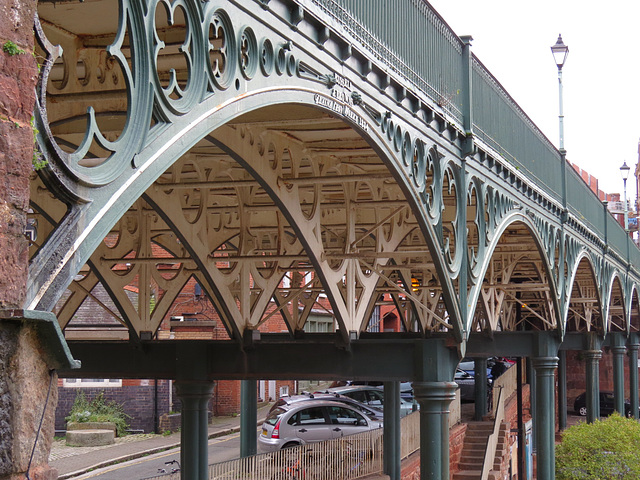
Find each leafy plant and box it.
[556,413,640,479]
[2,41,25,56]
[31,116,47,170]
[66,391,131,437]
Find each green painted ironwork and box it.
[30,0,640,342]
[312,0,464,122]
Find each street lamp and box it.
[551,34,569,150]
[621,161,631,230]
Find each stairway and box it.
[453,421,509,480]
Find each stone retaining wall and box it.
[0,0,60,478]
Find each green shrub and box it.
[66,391,131,437]
[556,413,640,479]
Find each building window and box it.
[303,313,334,333]
[63,378,122,387]
[367,306,381,332]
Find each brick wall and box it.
[564,348,633,411]
[55,380,172,434]
[212,380,241,416]
[211,379,296,415]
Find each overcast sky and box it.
[426,0,640,199]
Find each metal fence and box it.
[400,409,420,460]
[148,411,421,480]
[211,429,383,480]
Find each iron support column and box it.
[532,356,558,480]
[175,380,215,480]
[383,381,401,480]
[413,382,458,480]
[527,359,536,448]
[628,336,640,419]
[558,350,567,430]
[584,349,602,423]
[240,379,257,457]
[611,333,627,415]
[474,358,488,420]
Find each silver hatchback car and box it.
[258,399,382,452]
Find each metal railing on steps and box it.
[480,385,504,480]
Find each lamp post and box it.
[551,34,569,150]
[621,161,631,231]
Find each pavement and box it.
[48,400,585,479]
[49,403,274,479]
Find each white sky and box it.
[426,0,640,198]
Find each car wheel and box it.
[282,442,300,449]
[578,406,587,416]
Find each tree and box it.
[556,413,640,479]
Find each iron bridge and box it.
[27,0,640,479]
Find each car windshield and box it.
[367,390,384,405]
[264,407,286,426]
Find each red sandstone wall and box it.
[0,0,37,309]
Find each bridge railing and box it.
[307,0,465,123]
[304,0,640,272]
[471,59,563,203]
[566,165,605,233]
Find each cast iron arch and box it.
[466,213,562,335]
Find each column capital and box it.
[582,349,602,361]
[531,356,559,371]
[174,379,215,398]
[413,381,457,413]
[413,381,458,400]
[611,344,627,355]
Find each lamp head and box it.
[621,161,631,181]
[551,34,569,70]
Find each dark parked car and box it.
[458,357,515,379]
[573,391,634,417]
[345,380,414,402]
[454,368,492,403]
[318,385,414,417]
